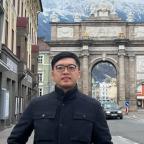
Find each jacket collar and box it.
[55,85,78,101]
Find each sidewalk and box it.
[0,126,34,144]
[0,126,13,144]
[125,109,144,119]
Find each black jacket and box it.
[7,86,113,144]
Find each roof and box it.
[39,0,43,12]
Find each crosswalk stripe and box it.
[112,136,139,144]
[125,115,144,123]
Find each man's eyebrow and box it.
[55,64,76,66]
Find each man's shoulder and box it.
[31,92,56,103]
[76,92,103,115]
[77,91,100,106]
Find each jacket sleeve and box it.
[92,102,113,144]
[7,100,35,144]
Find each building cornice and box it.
[2,44,20,62]
[48,39,144,47]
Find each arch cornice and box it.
[89,56,119,73]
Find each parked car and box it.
[102,101,123,119]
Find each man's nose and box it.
[63,67,69,72]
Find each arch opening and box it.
[91,61,117,103]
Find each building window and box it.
[16,46,20,58]
[21,2,23,16]
[15,97,19,115]
[39,88,43,96]
[13,0,15,7]
[5,20,8,46]
[20,97,23,113]
[38,55,44,64]
[29,22,31,36]
[32,28,34,43]
[28,88,31,101]
[25,37,27,59]
[11,29,14,52]
[17,0,20,16]
[38,73,43,83]
[25,10,26,17]
[32,65,35,73]
[29,54,30,68]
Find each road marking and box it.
[126,115,144,123]
[112,136,139,144]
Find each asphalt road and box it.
[108,114,144,144]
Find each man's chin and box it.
[62,85,73,89]
[61,83,74,89]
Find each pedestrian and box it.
[125,106,129,115]
[7,51,113,144]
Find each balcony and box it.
[0,59,10,72]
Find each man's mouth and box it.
[61,77,71,80]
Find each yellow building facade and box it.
[0,0,42,130]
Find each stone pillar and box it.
[114,39,129,108]
[82,45,89,95]
[118,46,126,107]
[128,54,137,111]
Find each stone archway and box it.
[91,61,117,103]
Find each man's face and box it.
[52,58,80,90]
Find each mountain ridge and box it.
[38,0,144,40]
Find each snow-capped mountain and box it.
[38,0,144,41]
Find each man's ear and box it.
[78,71,81,78]
[51,70,54,80]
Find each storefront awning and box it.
[0,59,10,72]
[137,96,144,100]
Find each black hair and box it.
[51,51,80,69]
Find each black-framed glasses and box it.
[55,64,77,72]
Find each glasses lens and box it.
[55,64,77,72]
[55,65,65,72]
[67,64,77,71]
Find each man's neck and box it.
[56,85,76,93]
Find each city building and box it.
[37,38,52,96]
[48,1,144,111]
[0,0,9,71]
[0,0,42,130]
[137,84,144,108]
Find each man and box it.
[8,51,113,144]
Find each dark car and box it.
[102,101,123,119]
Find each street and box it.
[0,111,144,144]
[108,110,144,144]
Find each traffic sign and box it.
[125,101,129,107]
